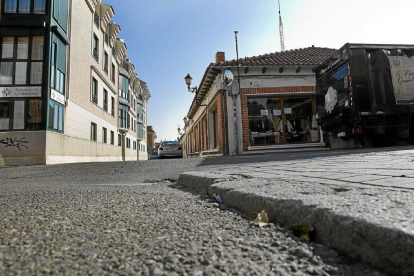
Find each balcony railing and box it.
[103,103,108,111]
[120,60,130,72]
[92,94,98,104]
[104,65,108,74]
[111,75,115,83]
[93,49,99,62]
[94,12,100,27]
[111,109,115,116]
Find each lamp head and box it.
[184,74,193,86]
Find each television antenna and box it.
[278,0,285,51]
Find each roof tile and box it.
[211,46,336,67]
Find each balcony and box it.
[120,60,130,72]
[92,94,98,104]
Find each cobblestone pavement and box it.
[214,148,414,191]
[0,182,382,275]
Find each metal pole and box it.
[233,31,240,155]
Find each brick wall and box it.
[241,86,315,151]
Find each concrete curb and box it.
[177,172,414,275]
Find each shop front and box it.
[247,94,320,148]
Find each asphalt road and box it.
[1,147,407,275]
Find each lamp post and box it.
[184,74,197,94]
[234,31,241,97]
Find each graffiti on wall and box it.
[0,137,29,150]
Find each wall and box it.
[0,131,46,165]
[45,131,122,164]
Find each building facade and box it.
[0,0,151,165]
[146,125,156,154]
[184,48,335,157]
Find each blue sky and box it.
[104,0,414,142]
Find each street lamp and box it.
[184,74,197,93]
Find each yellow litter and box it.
[251,210,269,227]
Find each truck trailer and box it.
[315,43,414,146]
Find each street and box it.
[2,147,411,275]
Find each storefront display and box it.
[247,96,320,146]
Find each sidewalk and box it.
[178,149,414,275]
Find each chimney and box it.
[216,52,225,63]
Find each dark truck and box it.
[315,43,414,146]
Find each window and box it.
[103,52,108,74]
[119,75,129,100]
[91,78,98,104]
[111,63,115,83]
[50,36,66,94]
[126,137,130,148]
[110,130,114,145]
[93,11,99,27]
[90,122,97,141]
[31,36,43,85]
[27,99,42,130]
[118,133,121,146]
[133,141,136,150]
[53,0,68,31]
[92,35,99,62]
[118,104,128,129]
[102,127,107,143]
[4,0,46,14]
[104,32,109,46]
[111,96,114,116]
[0,99,42,131]
[49,100,64,132]
[103,89,108,111]
[0,36,43,86]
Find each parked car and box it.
[149,152,159,160]
[158,141,183,158]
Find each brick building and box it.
[183,47,335,156]
[0,0,151,165]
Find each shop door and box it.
[282,97,320,144]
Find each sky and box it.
[104,0,414,142]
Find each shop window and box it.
[49,100,63,132]
[0,101,10,130]
[11,100,24,129]
[90,122,97,141]
[27,99,42,130]
[3,0,46,14]
[248,96,319,146]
